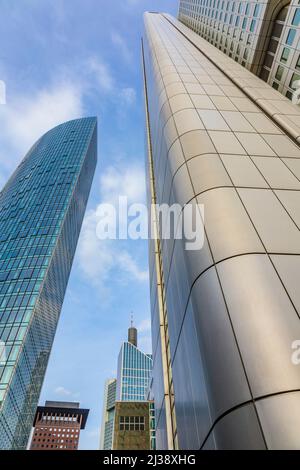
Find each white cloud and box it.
[87,57,114,93]
[100,163,145,204]
[0,55,136,186]
[137,318,151,333]
[86,57,136,107]
[118,251,148,281]
[77,211,148,289]
[119,87,136,106]
[138,335,152,354]
[54,386,72,396]
[136,318,152,353]
[111,32,132,63]
[77,162,148,290]
[54,386,80,399]
[0,80,84,180]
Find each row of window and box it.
[40,416,79,422]
[119,416,145,431]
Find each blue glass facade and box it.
[116,342,152,402]
[0,117,97,449]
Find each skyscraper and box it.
[178,0,300,100]
[30,401,89,451]
[142,11,300,450]
[116,327,152,402]
[100,326,153,450]
[113,401,154,450]
[99,379,117,450]
[0,117,97,450]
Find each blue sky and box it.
[0,0,178,450]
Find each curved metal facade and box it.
[179,0,300,101]
[0,117,97,449]
[143,12,300,450]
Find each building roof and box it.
[33,404,89,429]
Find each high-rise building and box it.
[0,117,97,449]
[116,327,153,402]
[100,326,154,450]
[142,11,300,450]
[113,401,154,450]
[178,0,300,100]
[29,401,89,450]
[99,378,117,450]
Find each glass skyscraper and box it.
[116,329,152,402]
[100,326,153,449]
[143,11,300,450]
[0,117,97,449]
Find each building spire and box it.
[128,312,137,347]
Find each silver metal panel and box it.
[172,302,211,449]
[191,268,252,420]
[197,188,264,262]
[256,392,300,450]
[217,254,300,397]
[143,11,300,449]
[211,404,266,450]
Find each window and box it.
[264,53,274,69]
[289,72,300,89]
[286,29,296,46]
[260,68,270,82]
[292,9,300,27]
[119,416,145,432]
[253,4,260,18]
[296,54,300,71]
[280,47,290,64]
[250,20,256,33]
[275,65,284,81]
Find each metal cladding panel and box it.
[143,12,300,449]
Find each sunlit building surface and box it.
[100,326,154,450]
[112,401,154,450]
[142,11,300,449]
[179,0,300,100]
[30,401,89,450]
[116,327,153,402]
[99,378,117,450]
[0,117,97,449]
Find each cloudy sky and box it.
[0,0,177,449]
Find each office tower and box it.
[100,326,154,450]
[99,378,117,450]
[0,117,97,449]
[142,11,300,450]
[178,0,300,100]
[116,326,153,401]
[30,401,89,450]
[113,401,154,450]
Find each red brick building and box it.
[30,401,89,450]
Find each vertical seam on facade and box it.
[141,35,177,450]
